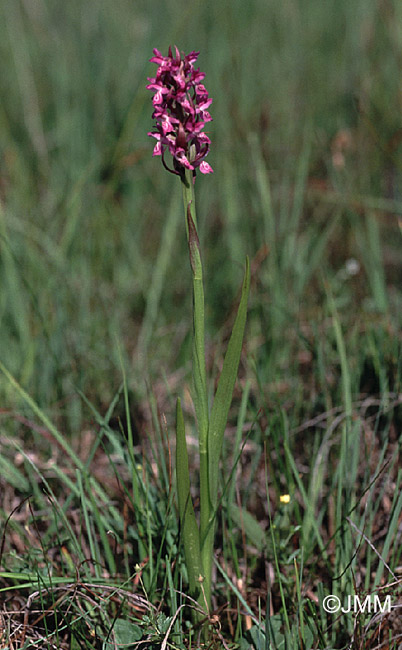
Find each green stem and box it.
[180,168,211,612]
[181,167,197,231]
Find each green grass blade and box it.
[214,558,260,626]
[373,470,402,588]
[0,363,122,529]
[76,470,101,579]
[227,378,251,507]
[175,398,203,601]
[0,360,84,470]
[135,188,181,365]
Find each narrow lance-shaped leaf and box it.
[208,257,250,510]
[175,398,203,599]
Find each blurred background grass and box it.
[0,0,401,437]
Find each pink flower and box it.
[147,46,213,175]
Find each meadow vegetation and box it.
[0,0,401,648]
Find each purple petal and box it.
[186,50,200,64]
[196,132,211,144]
[152,141,162,156]
[199,110,212,123]
[192,70,205,84]
[197,98,213,112]
[199,161,213,174]
[152,89,166,105]
[180,98,195,115]
[150,49,165,64]
[175,149,194,170]
[161,115,178,134]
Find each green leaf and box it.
[249,623,267,650]
[245,616,285,650]
[110,619,142,646]
[175,398,203,598]
[208,257,250,509]
[228,503,266,552]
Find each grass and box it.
[0,0,402,647]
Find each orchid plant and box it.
[147,46,250,617]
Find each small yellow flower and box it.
[280,494,290,504]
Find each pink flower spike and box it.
[147,46,213,177]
